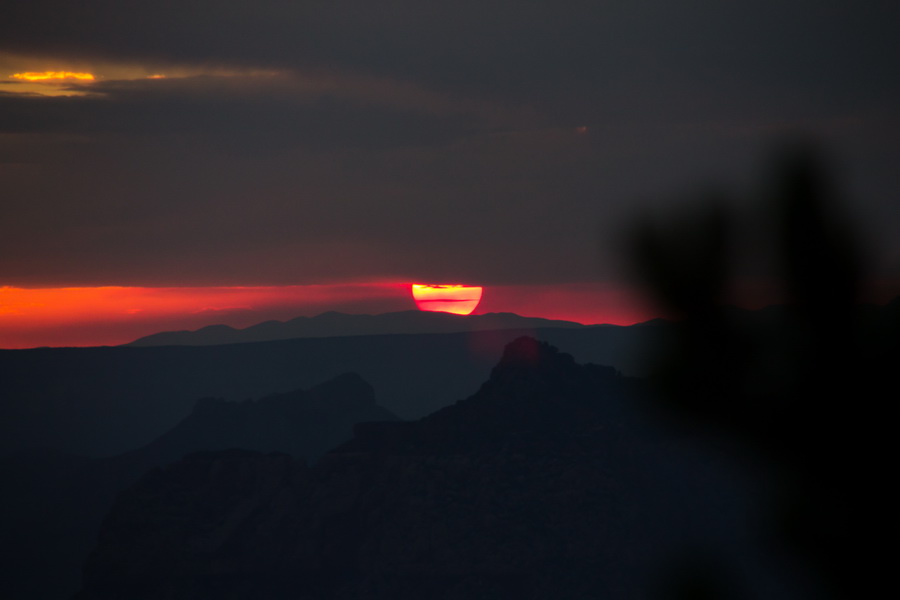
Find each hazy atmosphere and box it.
[2,1,899,341]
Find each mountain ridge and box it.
[0,326,662,458]
[73,337,767,600]
[116,371,399,468]
[125,310,598,347]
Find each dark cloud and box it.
[1,1,898,289]
[4,1,897,100]
[0,74,489,149]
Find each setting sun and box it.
[411,284,483,315]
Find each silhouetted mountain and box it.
[0,374,397,600]
[338,336,628,456]
[74,338,777,600]
[123,372,397,467]
[126,310,591,346]
[0,326,663,457]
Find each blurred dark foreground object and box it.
[631,141,899,599]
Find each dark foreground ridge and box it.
[0,375,398,600]
[74,338,767,600]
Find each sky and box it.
[1,1,899,347]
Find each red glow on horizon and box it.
[0,282,660,349]
[0,284,411,349]
[5,279,891,350]
[411,284,483,315]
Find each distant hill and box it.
[5,298,896,459]
[126,310,592,346]
[122,372,398,467]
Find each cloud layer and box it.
[2,1,898,287]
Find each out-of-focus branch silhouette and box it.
[631,139,898,599]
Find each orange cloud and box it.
[11,71,95,81]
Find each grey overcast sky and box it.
[2,0,899,290]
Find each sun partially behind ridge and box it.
[411,284,483,315]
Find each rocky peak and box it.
[488,336,585,387]
[335,337,628,456]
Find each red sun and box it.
[411,284,483,315]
